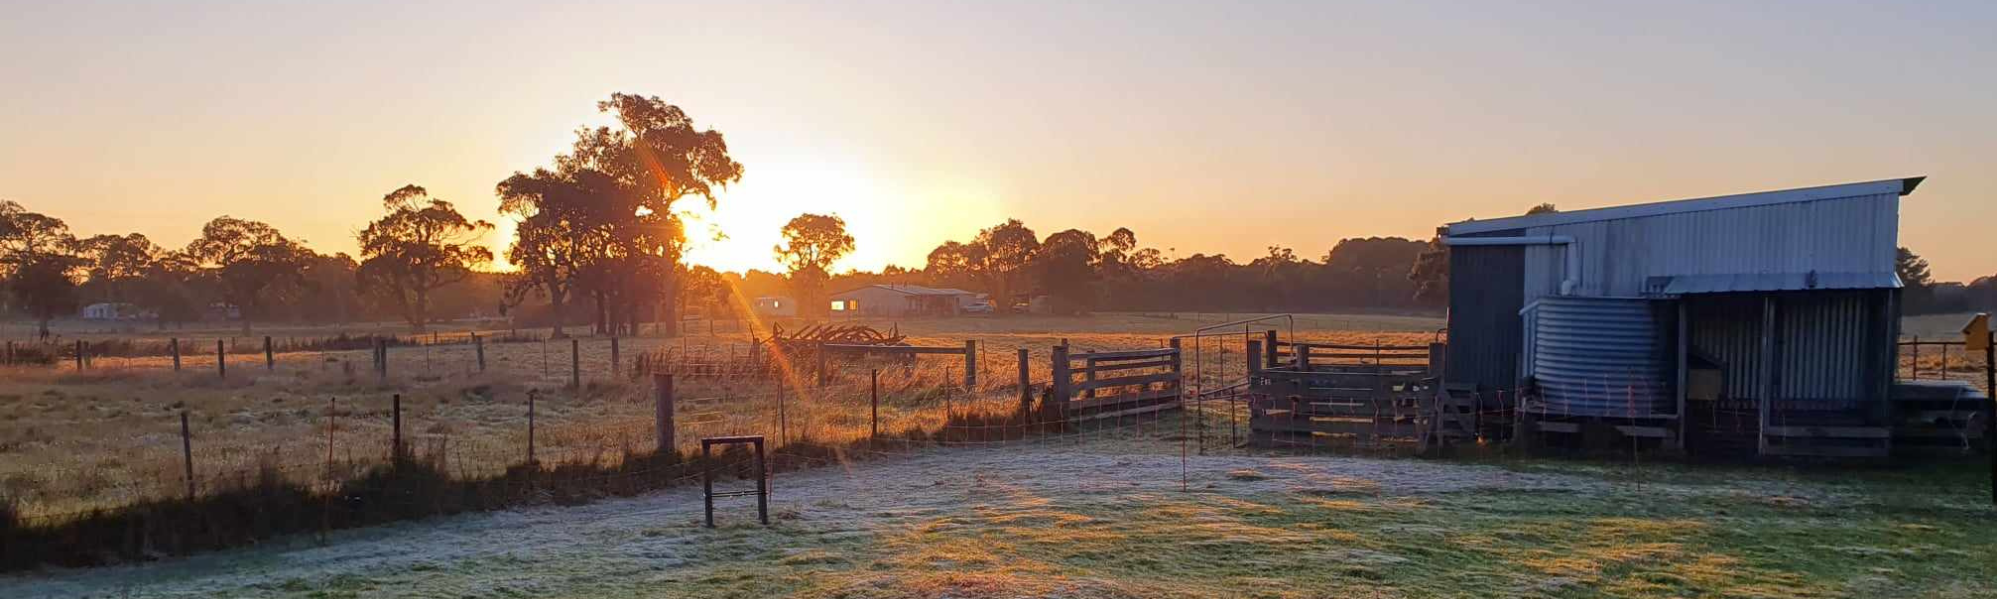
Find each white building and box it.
[79,302,145,320]
[829,284,978,317]
[751,296,796,318]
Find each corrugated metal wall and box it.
[1519,193,1900,304]
[1529,297,1672,416]
[1685,290,1892,417]
[1687,295,1764,401]
[1776,291,1872,407]
[1445,244,1524,394]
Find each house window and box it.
[832,299,856,312]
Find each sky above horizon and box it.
[3,0,1994,280]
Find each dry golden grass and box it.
[0,311,1443,521]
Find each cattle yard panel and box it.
[1249,336,1450,449]
[1050,343,1184,422]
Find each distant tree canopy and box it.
[357,185,494,331]
[774,213,854,318]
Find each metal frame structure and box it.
[701,435,769,527]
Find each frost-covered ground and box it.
[7,440,1994,598]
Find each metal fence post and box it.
[528,389,538,463]
[870,369,880,439]
[170,337,181,371]
[216,339,226,379]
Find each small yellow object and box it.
[1964,313,1991,351]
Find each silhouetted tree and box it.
[501,93,742,336]
[356,185,494,331]
[774,213,854,319]
[0,201,83,337]
[184,216,310,333]
[1898,246,1937,313]
[971,219,1039,313]
[1033,229,1100,314]
[77,233,161,306]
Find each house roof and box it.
[832,284,975,298]
[1449,177,1923,236]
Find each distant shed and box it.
[1443,177,1925,457]
[829,284,978,317]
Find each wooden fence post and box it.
[816,341,829,387]
[170,338,181,371]
[654,374,675,454]
[964,340,977,389]
[1293,343,1309,371]
[1051,344,1071,406]
[870,369,881,439]
[264,336,274,371]
[1428,342,1447,379]
[1264,330,1277,370]
[611,336,621,380]
[570,338,581,390]
[216,339,226,379]
[376,339,388,382]
[474,333,486,372]
[1247,339,1263,375]
[528,389,538,463]
[180,411,195,499]
[391,393,404,461]
[1169,338,1184,398]
[75,339,85,371]
[1017,348,1031,406]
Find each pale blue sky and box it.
[3,0,1992,278]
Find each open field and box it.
[6,433,1993,598]
[0,312,1443,522]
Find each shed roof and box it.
[1449,177,1923,236]
[1644,271,1903,295]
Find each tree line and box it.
[0,93,735,339]
[3,94,1989,335]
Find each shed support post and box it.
[1757,295,1776,457]
[1674,300,1688,452]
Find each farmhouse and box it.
[830,284,978,317]
[1442,177,1963,458]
